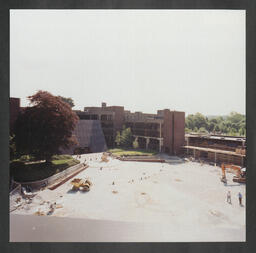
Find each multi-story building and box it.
[9,98,185,155]
[9,97,247,164]
[74,102,125,148]
[75,102,185,155]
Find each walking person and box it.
[238,192,243,206]
[227,191,232,204]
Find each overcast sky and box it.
[10,10,245,116]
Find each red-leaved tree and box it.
[14,91,79,161]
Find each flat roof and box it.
[126,118,164,123]
[183,145,245,157]
[186,134,245,142]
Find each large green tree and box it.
[115,131,121,147]
[185,114,195,131]
[193,113,208,130]
[120,127,133,148]
[185,113,208,132]
[133,138,139,149]
[14,91,79,161]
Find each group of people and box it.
[226,191,243,206]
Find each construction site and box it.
[9,99,246,241]
[8,8,248,243]
[10,152,246,242]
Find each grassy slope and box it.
[10,155,80,182]
[108,148,157,157]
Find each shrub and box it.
[52,154,73,160]
[133,139,139,149]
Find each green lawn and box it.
[10,155,80,182]
[108,148,157,157]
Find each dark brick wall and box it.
[163,110,185,155]
[107,106,125,134]
[173,111,185,155]
[163,109,173,154]
[10,97,20,133]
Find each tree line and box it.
[115,127,139,149]
[185,112,246,136]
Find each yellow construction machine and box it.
[221,163,246,184]
[71,178,92,191]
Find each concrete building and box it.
[75,102,185,155]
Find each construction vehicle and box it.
[101,153,109,162]
[233,167,246,183]
[71,178,92,191]
[220,163,246,184]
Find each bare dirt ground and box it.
[10,153,246,241]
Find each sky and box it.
[10,10,245,116]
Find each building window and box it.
[91,114,98,120]
[101,115,108,120]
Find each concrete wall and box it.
[61,120,107,155]
[13,163,84,190]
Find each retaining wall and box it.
[13,163,84,190]
[9,183,22,212]
[10,183,21,196]
[117,157,165,163]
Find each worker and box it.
[241,168,246,178]
[227,191,232,204]
[238,192,243,206]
